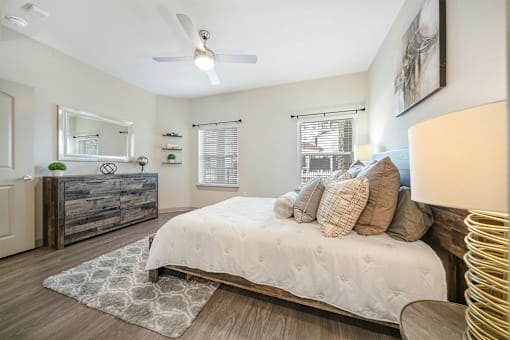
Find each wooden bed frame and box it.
[148,149,469,329]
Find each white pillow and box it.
[317,177,370,237]
[273,191,298,219]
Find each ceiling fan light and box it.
[195,55,215,71]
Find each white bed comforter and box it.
[146,197,447,324]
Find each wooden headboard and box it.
[373,149,468,303]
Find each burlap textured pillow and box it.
[317,177,370,238]
[386,187,434,241]
[354,157,400,236]
[294,177,324,223]
[273,191,298,219]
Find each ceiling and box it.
[0,0,405,98]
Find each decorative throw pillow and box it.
[347,160,367,177]
[274,191,298,219]
[317,177,370,237]
[386,187,434,242]
[324,170,352,185]
[294,177,325,223]
[354,157,400,236]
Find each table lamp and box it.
[355,144,373,162]
[408,101,508,339]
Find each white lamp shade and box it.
[355,144,373,161]
[408,101,507,213]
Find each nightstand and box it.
[400,300,467,340]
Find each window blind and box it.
[199,126,239,186]
[77,137,99,155]
[299,117,354,184]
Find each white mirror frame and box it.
[57,105,134,162]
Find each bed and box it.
[145,149,467,328]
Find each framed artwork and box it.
[394,0,446,117]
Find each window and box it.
[198,126,239,186]
[75,134,99,155]
[299,117,354,184]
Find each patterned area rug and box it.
[43,238,219,338]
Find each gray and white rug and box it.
[43,238,219,338]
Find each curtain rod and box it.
[290,107,365,119]
[192,119,242,128]
[73,134,99,139]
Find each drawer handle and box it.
[86,197,104,202]
[86,180,119,184]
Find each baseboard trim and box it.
[159,207,194,214]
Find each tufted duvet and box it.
[146,197,447,324]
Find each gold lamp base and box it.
[463,210,509,339]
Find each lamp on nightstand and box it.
[408,101,508,339]
[355,144,373,162]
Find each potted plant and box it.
[48,162,67,177]
[167,154,176,163]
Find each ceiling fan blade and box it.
[206,69,220,85]
[176,13,204,51]
[216,54,258,64]
[152,56,193,62]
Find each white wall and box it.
[368,0,507,150]
[155,96,191,211]
[189,72,369,207]
[0,27,165,243]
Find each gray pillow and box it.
[294,177,325,223]
[347,160,366,177]
[386,187,434,242]
[274,191,298,219]
[324,170,352,185]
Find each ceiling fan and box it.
[153,14,258,85]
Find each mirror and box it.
[58,106,134,162]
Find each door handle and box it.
[22,175,33,181]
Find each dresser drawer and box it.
[64,194,120,219]
[121,190,157,209]
[121,176,157,191]
[65,178,121,200]
[121,204,157,225]
[65,212,121,244]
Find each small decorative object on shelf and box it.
[162,130,183,138]
[48,162,67,177]
[100,162,118,175]
[162,143,182,150]
[137,156,149,173]
[167,154,176,163]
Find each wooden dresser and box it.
[43,173,158,249]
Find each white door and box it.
[0,78,35,258]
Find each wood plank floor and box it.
[0,213,400,340]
